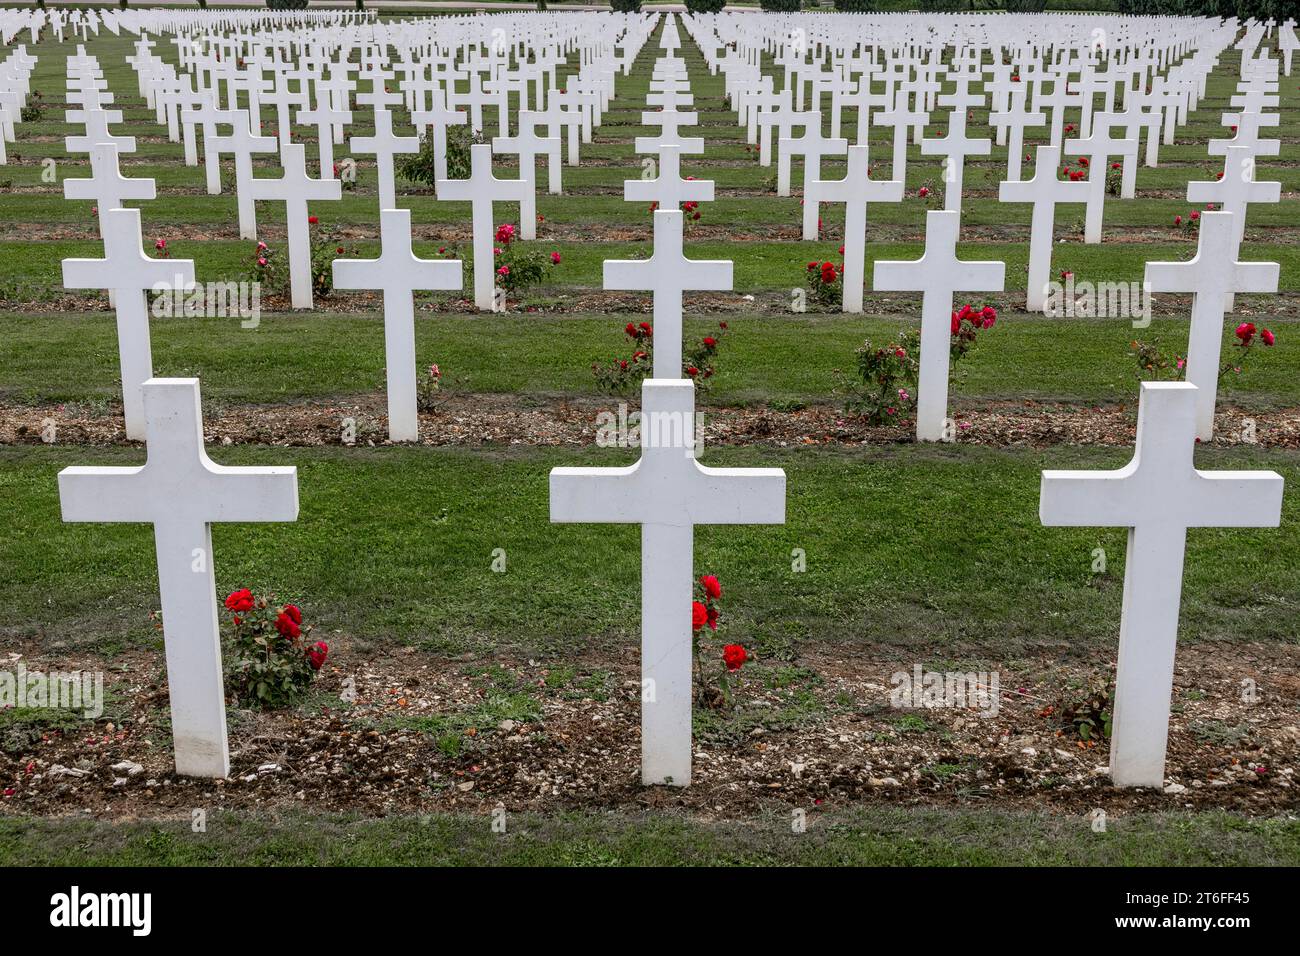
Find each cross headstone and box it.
[62,142,155,239]
[436,143,532,310]
[1040,381,1283,787]
[550,377,785,786]
[998,145,1089,312]
[813,144,903,313]
[873,211,1005,441]
[624,144,713,212]
[1064,113,1137,243]
[209,107,276,240]
[247,143,342,309]
[61,208,194,440]
[605,209,731,377]
[351,105,419,212]
[333,209,462,441]
[59,377,298,778]
[1144,212,1279,441]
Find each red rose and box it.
[625,321,637,337]
[706,605,719,630]
[1261,328,1275,346]
[951,311,960,335]
[692,601,708,632]
[686,366,699,377]
[308,641,328,670]
[275,612,301,640]
[282,604,302,625]
[702,336,717,350]
[722,644,747,671]
[1235,322,1256,342]
[225,589,254,613]
[700,574,721,600]
[1174,215,1182,226]
[308,215,318,224]
[1190,210,1199,221]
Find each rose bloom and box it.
[1261,328,1275,346]
[702,336,717,349]
[1235,322,1256,342]
[308,215,318,224]
[225,589,254,613]
[308,642,328,671]
[722,645,747,672]
[692,601,708,632]
[700,574,721,600]
[550,251,561,264]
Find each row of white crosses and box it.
[0,45,37,164]
[49,12,1290,792]
[553,25,785,786]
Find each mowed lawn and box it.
[2,20,1299,868]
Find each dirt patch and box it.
[0,638,1295,821]
[5,394,1300,451]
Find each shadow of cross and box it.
[549,379,785,787]
[1039,381,1283,789]
[604,209,731,379]
[1143,211,1279,441]
[61,208,194,441]
[58,378,299,779]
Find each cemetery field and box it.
[2,13,1300,867]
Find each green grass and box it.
[3,443,1298,657]
[1,808,1296,866]
[4,309,1298,409]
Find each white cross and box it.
[779,115,847,231]
[62,142,155,240]
[297,94,353,180]
[411,88,467,184]
[1064,113,1137,243]
[209,107,276,239]
[624,144,713,213]
[1144,212,1279,441]
[247,143,341,309]
[813,144,903,313]
[350,105,419,212]
[333,209,462,442]
[874,211,1005,441]
[59,377,298,779]
[61,208,195,440]
[920,108,989,215]
[436,143,532,310]
[634,109,704,156]
[998,145,1089,312]
[1187,145,1280,256]
[550,378,785,786]
[990,86,1044,183]
[515,108,563,196]
[1040,381,1283,788]
[492,113,560,239]
[604,210,731,378]
[874,89,927,184]
[65,106,135,155]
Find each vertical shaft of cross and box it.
[641,521,693,785]
[154,519,230,778]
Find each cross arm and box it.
[1039,468,1137,528]
[58,465,150,522]
[686,463,786,525]
[550,463,646,524]
[1187,470,1283,528]
[198,463,299,524]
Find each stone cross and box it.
[813,144,903,313]
[351,105,419,212]
[61,208,195,440]
[990,86,1044,183]
[624,144,713,212]
[492,113,560,240]
[333,209,462,442]
[65,106,135,155]
[920,108,989,215]
[209,107,276,240]
[59,377,299,779]
[436,143,532,310]
[297,94,353,180]
[1064,113,1137,243]
[1040,381,1283,788]
[550,378,785,786]
[605,209,731,378]
[411,88,467,184]
[1144,212,1279,441]
[63,142,155,240]
[874,211,1005,441]
[998,145,1089,312]
[247,143,342,309]
[778,114,845,204]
